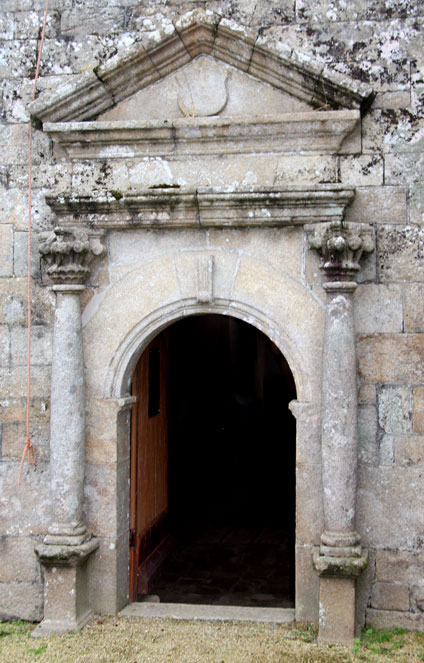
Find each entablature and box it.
[47,185,355,230]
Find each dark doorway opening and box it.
[130,314,296,608]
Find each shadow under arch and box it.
[129,310,298,607]
[106,298,309,403]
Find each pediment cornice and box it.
[29,9,374,125]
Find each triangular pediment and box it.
[29,9,374,124]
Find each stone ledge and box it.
[42,110,360,160]
[313,551,368,577]
[45,185,355,230]
[35,537,99,566]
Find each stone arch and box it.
[106,298,309,403]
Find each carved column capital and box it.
[306,221,374,280]
[39,226,104,287]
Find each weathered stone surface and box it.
[295,544,320,622]
[0,225,13,277]
[340,155,383,186]
[378,225,424,282]
[358,404,378,465]
[376,549,424,585]
[13,231,40,278]
[358,334,424,383]
[2,421,50,462]
[358,383,376,404]
[344,186,407,225]
[366,607,424,632]
[0,536,40,583]
[395,434,424,466]
[405,284,424,333]
[10,326,52,367]
[413,387,424,433]
[354,284,402,334]
[358,467,424,549]
[371,581,410,611]
[318,577,356,645]
[378,385,413,435]
[0,582,43,621]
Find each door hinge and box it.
[129,529,136,548]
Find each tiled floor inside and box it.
[148,522,294,608]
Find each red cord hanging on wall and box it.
[18,0,50,485]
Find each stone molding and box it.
[28,10,374,125]
[42,111,359,160]
[39,227,105,286]
[46,185,355,230]
[313,551,368,578]
[305,221,375,279]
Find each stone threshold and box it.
[120,602,295,624]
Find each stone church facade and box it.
[0,0,423,647]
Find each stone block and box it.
[362,109,423,153]
[376,549,424,585]
[378,385,413,435]
[356,548,376,635]
[366,607,424,632]
[378,225,424,283]
[84,462,119,538]
[0,461,51,536]
[411,585,424,613]
[405,284,424,333]
[296,464,322,545]
[344,186,407,225]
[0,582,43,621]
[0,225,13,277]
[354,284,402,334]
[290,401,321,466]
[372,90,411,110]
[358,466,424,549]
[0,366,51,399]
[274,155,337,185]
[358,384,376,404]
[384,152,424,186]
[340,155,383,186]
[371,582,410,611]
[88,536,121,614]
[379,435,394,466]
[395,434,424,466]
[10,325,52,367]
[413,387,424,433]
[0,536,40,583]
[2,421,50,461]
[0,397,49,424]
[318,577,356,646]
[295,544,319,623]
[86,399,124,464]
[358,404,378,465]
[358,334,424,383]
[13,231,40,278]
[0,325,9,367]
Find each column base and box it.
[33,538,99,637]
[317,576,356,646]
[313,551,368,646]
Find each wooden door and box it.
[129,332,172,601]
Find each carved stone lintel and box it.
[306,221,374,279]
[39,226,104,286]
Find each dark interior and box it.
[148,314,297,607]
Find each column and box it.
[34,227,104,636]
[306,221,374,645]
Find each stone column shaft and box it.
[320,281,359,554]
[47,285,87,544]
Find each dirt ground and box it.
[1,616,424,663]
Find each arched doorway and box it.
[129,314,296,607]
